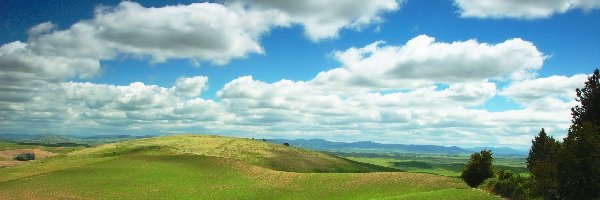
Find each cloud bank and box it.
[0,1,588,149]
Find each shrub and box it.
[14,152,35,161]
[481,170,532,200]
[461,149,494,187]
[283,143,290,146]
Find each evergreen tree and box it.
[461,149,494,187]
[527,128,560,171]
[558,123,600,199]
[557,68,600,199]
[571,68,600,129]
[527,128,560,199]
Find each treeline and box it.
[461,69,600,199]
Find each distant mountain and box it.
[0,133,76,143]
[465,147,528,156]
[266,138,471,154]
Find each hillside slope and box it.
[0,134,500,199]
[69,135,396,173]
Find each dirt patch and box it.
[0,149,56,167]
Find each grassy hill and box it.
[0,135,500,199]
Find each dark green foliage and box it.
[571,69,600,129]
[527,128,561,199]
[557,123,600,199]
[283,142,290,146]
[461,150,494,187]
[527,128,561,171]
[14,152,35,161]
[481,170,531,200]
[555,68,600,199]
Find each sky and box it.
[1,0,599,149]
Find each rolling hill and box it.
[0,135,500,199]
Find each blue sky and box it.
[1,0,599,149]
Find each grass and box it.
[68,135,393,173]
[344,153,528,177]
[0,134,501,199]
[0,140,85,154]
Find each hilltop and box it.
[68,135,394,173]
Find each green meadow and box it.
[0,135,501,199]
[345,153,527,177]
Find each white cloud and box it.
[1,1,286,104]
[330,35,544,89]
[29,1,289,65]
[0,78,225,135]
[500,74,587,111]
[1,0,401,104]
[455,0,600,19]
[231,0,401,41]
[0,41,101,103]
[173,76,209,97]
[0,19,582,149]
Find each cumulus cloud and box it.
[173,76,209,97]
[0,77,225,135]
[210,35,582,148]
[0,11,581,150]
[214,74,571,148]
[1,0,403,104]
[454,0,600,19]
[325,35,544,89]
[0,41,101,103]
[231,0,401,41]
[1,1,287,106]
[500,74,587,111]
[29,1,289,64]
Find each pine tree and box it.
[557,68,600,199]
[527,128,560,171]
[527,128,560,199]
[558,123,600,199]
[571,69,600,129]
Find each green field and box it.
[0,140,85,154]
[0,135,501,199]
[344,153,527,177]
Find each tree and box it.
[283,142,290,146]
[461,149,494,187]
[558,123,600,199]
[527,129,561,199]
[527,129,560,171]
[556,68,600,199]
[571,68,600,129]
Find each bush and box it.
[461,150,494,187]
[283,143,290,146]
[481,170,532,200]
[14,152,35,161]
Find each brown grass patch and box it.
[345,172,466,189]
[0,149,57,167]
